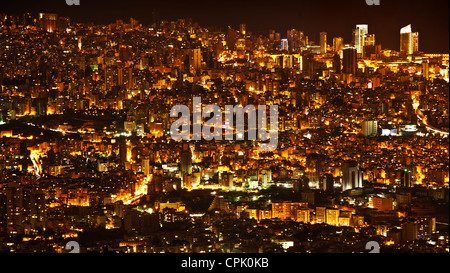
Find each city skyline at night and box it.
[0,0,448,257]
[1,0,449,53]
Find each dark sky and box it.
[2,0,449,53]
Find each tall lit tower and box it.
[353,24,368,54]
[400,24,419,55]
[320,32,327,54]
[342,46,357,74]
[333,37,344,54]
[281,39,289,51]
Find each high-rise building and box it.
[342,161,363,191]
[362,120,378,136]
[333,37,344,54]
[118,138,128,165]
[142,158,150,176]
[287,29,302,51]
[320,32,327,54]
[306,153,321,188]
[342,47,357,74]
[422,61,429,79]
[180,143,192,175]
[30,189,46,231]
[0,193,6,236]
[332,53,341,73]
[189,48,202,73]
[353,24,368,54]
[417,217,436,238]
[402,165,415,187]
[400,24,419,55]
[6,182,24,235]
[227,27,236,51]
[364,34,376,47]
[261,169,272,188]
[281,39,289,51]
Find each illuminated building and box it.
[297,209,310,223]
[362,120,378,136]
[39,13,57,33]
[0,193,6,236]
[287,29,302,51]
[315,207,326,224]
[30,189,46,231]
[189,48,202,73]
[281,39,289,51]
[342,161,363,191]
[142,158,151,176]
[400,24,419,55]
[326,208,339,226]
[320,32,327,54]
[422,61,429,79]
[342,46,357,75]
[272,202,308,221]
[417,217,436,238]
[364,33,375,47]
[305,153,321,188]
[332,37,344,54]
[369,197,394,211]
[402,165,415,187]
[6,182,24,235]
[261,169,272,188]
[353,24,368,54]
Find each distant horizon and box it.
[1,0,449,54]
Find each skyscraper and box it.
[342,47,357,74]
[400,24,419,55]
[281,39,289,51]
[6,182,24,235]
[227,27,236,51]
[320,32,327,54]
[353,24,368,54]
[332,53,341,73]
[333,37,344,54]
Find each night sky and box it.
[2,0,449,53]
